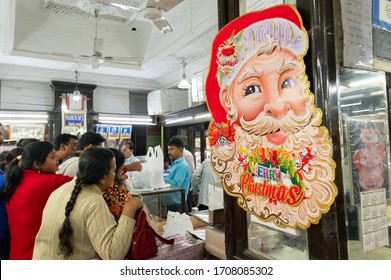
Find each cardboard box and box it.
[208,208,224,225]
[205,226,226,259]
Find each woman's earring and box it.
[100,178,106,185]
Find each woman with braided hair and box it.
[33,147,143,260]
[4,141,72,259]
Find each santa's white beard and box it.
[210,108,337,229]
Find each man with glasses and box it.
[53,133,78,165]
[57,131,105,176]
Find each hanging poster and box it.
[340,0,373,70]
[205,5,337,229]
[61,94,87,136]
[108,125,120,139]
[349,118,388,204]
[96,125,108,139]
[360,189,389,252]
[373,0,391,32]
[120,125,132,139]
[10,124,45,141]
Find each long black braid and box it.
[56,147,114,259]
[57,179,83,259]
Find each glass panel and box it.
[338,67,391,259]
[191,70,207,105]
[247,214,308,259]
[177,127,189,146]
[194,130,201,168]
[204,129,211,159]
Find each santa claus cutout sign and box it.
[206,5,337,229]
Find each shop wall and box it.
[93,87,131,114]
[0,80,53,111]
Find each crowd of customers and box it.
[0,131,215,260]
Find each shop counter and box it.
[151,239,205,260]
[133,187,186,217]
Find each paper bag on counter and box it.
[208,183,224,210]
[162,211,193,238]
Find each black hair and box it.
[16,138,27,148]
[57,147,114,259]
[167,135,184,149]
[0,150,10,173]
[4,141,55,201]
[164,155,171,164]
[6,147,24,163]
[53,134,78,150]
[108,148,125,175]
[77,131,105,151]
[21,138,39,147]
[16,138,39,148]
[119,139,135,150]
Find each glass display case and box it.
[338,68,391,259]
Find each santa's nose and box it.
[264,98,290,119]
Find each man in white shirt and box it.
[119,140,142,179]
[191,159,220,210]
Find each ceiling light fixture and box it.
[178,59,191,89]
[165,116,193,124]
[72,70,82,102]
[98,114,156,125]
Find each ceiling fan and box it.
[95,0,184,33]
[68,9,144,69]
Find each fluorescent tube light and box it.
[0,114,48,118]
[0,119,48,124]
[194,113,211,119]
[351,109,370,114]
[98,116,152,122]
[165,117,193,124]
[341,102,361,108]
[99,120,155,125]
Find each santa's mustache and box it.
[239,106,313,135]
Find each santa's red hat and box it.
[205,5,308,124]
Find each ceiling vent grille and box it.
[45,0,144,23]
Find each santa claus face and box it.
[221,48,308,145]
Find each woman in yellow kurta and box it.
[33,148,143,260]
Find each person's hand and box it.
[127,161,142,172]
[122,196,143,219]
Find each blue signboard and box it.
[64,113,84,127]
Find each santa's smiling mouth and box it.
[266,129,288,145]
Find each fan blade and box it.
[153,17,173,33]
[94,0,141,11]
[111,3,141,12]
[19,50,91,59]
[154,0,184,12]
[104,56,144,62]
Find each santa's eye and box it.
[281,77,296,89]
[244,85,261,95]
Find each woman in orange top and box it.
[102,148,132,219]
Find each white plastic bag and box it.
[162,211,194,238]
[151,145,165,189]
[132,146,165,190]
[132,146,154,190]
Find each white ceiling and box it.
[0,0,218,93]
